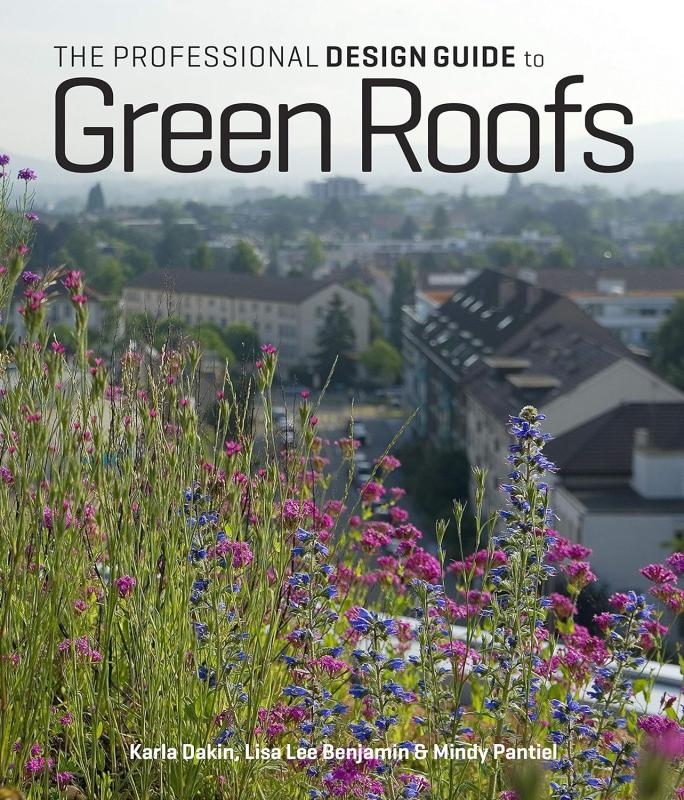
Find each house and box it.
[547,403,684,593]
[463,321,683,518]
[10,282,107,336]
[308,177,365,201]
[514,268,684,352]
[122,270,370,369]
[402,269,597,442]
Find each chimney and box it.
[634,427,650,449]
[497,279,517,308]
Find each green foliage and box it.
[190,241,213,271]
[314,292,357,385]
[228,239,263,274]
[360,338,403,386]
[389,257,416,347]
[223,321,259,362]
[650,219,684,267]
[396,438,473,550]
[394,215,419,240]
[302,233,326,274]
[652,297,684,389]
[430,204,450,238]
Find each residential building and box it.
[402,268,684,593]
[547,403,684,593]
[514,268,684,351]
[464,322,683,517]
[402,269,620,443]
[308,177,365,201]
[122,270,370,369]
[11,283,107,335]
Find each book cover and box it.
[1,2,684,798]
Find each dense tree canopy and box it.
[652,298,684,389]
[314,293,357,385]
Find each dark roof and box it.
[514,268,684,296]
[407,269,561,379]
[465,325,626,420]
[565,485,684,514]
[546,402,684,476]
[127,270,339,303]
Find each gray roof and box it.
[515,268,684,296]
[565,485,684,514]
[127,269,339,304]
[465,324,626,420]
[547,402,684,477]
[409,269,561,379]
[408,269,633,418]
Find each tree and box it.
[650,220,684,267]
[430,205,449,238]
[314,293,357,385]
[86,183,105,213]
[156,223,201,267]
[302,233,326,275]
[541,244,575,269]
[389,257,416,347]
[652,298,684,389]
[223,322,259,362]
[394,216,419,241]
[228,240,263,275]
[360,338,403,386]
[191,242,213,271]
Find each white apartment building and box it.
[516,269,684,351]
[122,270,370,368]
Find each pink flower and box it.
[63,270,82,290]
[114,575,136,598]
[214,539,253,569]
[404,547,441,583]
[260,343,277,355]
[377,454,401,472]
[56,771,74,788]
[360,481,385,504]
[640,563,677,584]
[594,612,613,632]
[389,506,409,524]
[309,415,318,427]
[224,440,242,457]
[548,592,576,620]
[308,655,348,676]
[25,756,48,775]
[639,715,684,760]
[562,560,597,589]
[300,390,310,398]
[651,584,684,613]
[666,552,684,575]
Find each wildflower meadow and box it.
[1,160,684,800]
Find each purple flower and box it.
[22,270,41,285]
[25,211,39,222]
[640,563,677,585]
[18,168,37,181]
[114,575,136,598]
[0,154,10,166]
[666,552,684,575]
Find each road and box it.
[313,394,437,555]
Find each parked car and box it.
[348,420,369,447]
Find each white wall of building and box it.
[544,359,684,437]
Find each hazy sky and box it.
[2,0,683,183]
